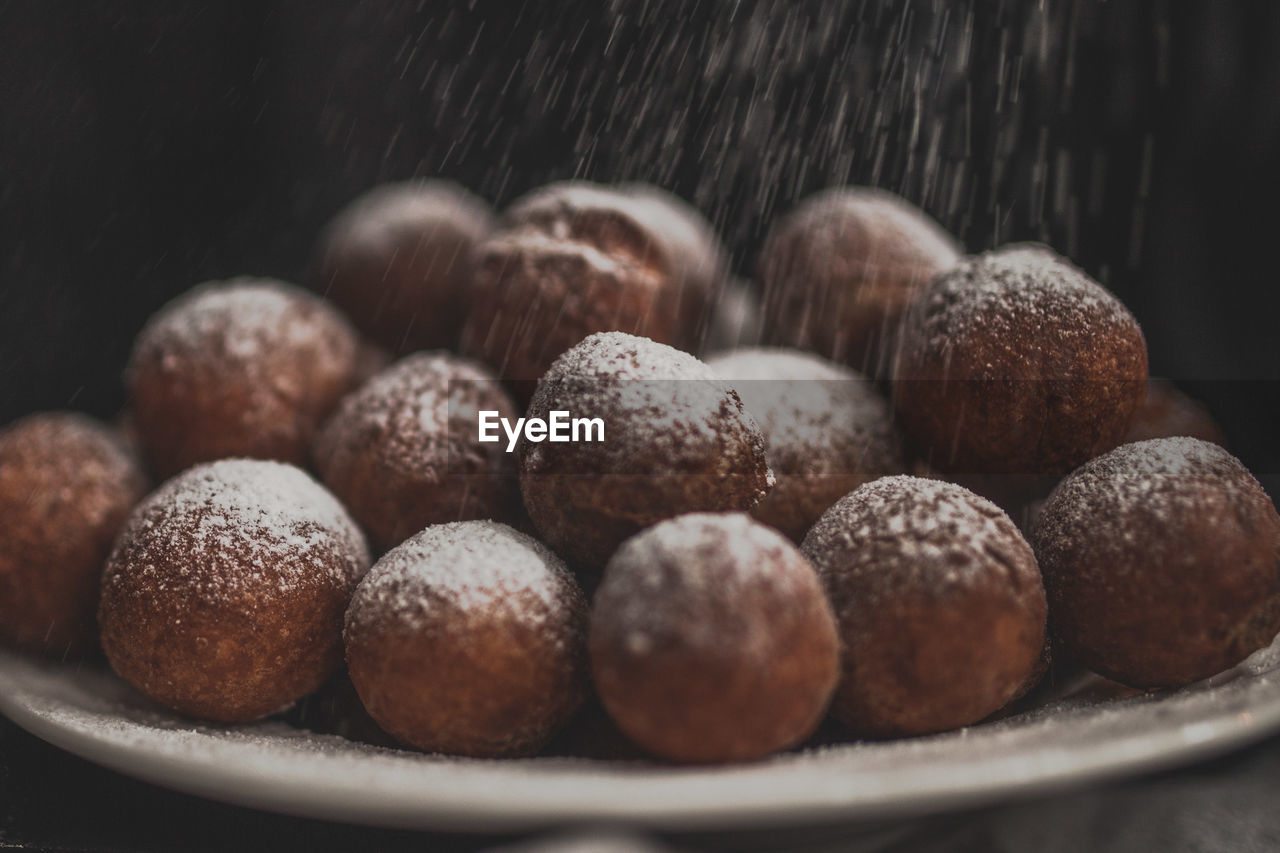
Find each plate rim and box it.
[3,651,1280,832]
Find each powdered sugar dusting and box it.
[709,347,853,383]
[1033,437,1269,569]
[802,476,1037,604]
[708,347,902,478]
[596,513,824,663]
[900,244,1139,370]
[104,459,370,603]
[540,330,716,383]
[132,278,356,372]
[316,351,511,480]
[345,521,582,636]
[525,332,769,484]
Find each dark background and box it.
[1,0,1277,480]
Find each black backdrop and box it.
[2,0,1277,480]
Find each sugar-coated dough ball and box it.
[759,187,960,376]
[127,278,360,477]
[344,521,588,756]
[99,459,371,722]
[461,181,721,385]
[892,244,1148,475]
[591,513,838,762]
[314,180,494,353]
[802,476,1047,736]
[0,413,148,655]
[519,332,773,570]
[1033,437,1280,688]
[708,347,904,540]
[313,352,519,552]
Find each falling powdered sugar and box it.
[708,347,902,478]
[768,187,960,278]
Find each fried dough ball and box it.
[518,332,772,571]
[314,181,494,353]
[99,459,370,722]
[127,278,360,476]
[708,347,904,540]
[802,476,1047,736]
[460,181,722,385]
[591,513,838,762]
[344,521,587,756]
[313,352,519,552]
[0,413,147,655]
[892,245,1148,475]
[759,187,960,376]
[1033,438,1280,688]
[1123,379,1227,446]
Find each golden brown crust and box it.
[127,279,361,477]
[1032,438,1280,688]
[0,413,148,655]
[802,476,1047,737]
[759,187,960,377]
[99,459,370,723]
[315,181,494,353]
[590,513,838,763]
[892,244,1148,476]
[344,521,587,757]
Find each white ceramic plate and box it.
[3,641,1280,832]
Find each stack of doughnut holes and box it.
[2,179,1276,766]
